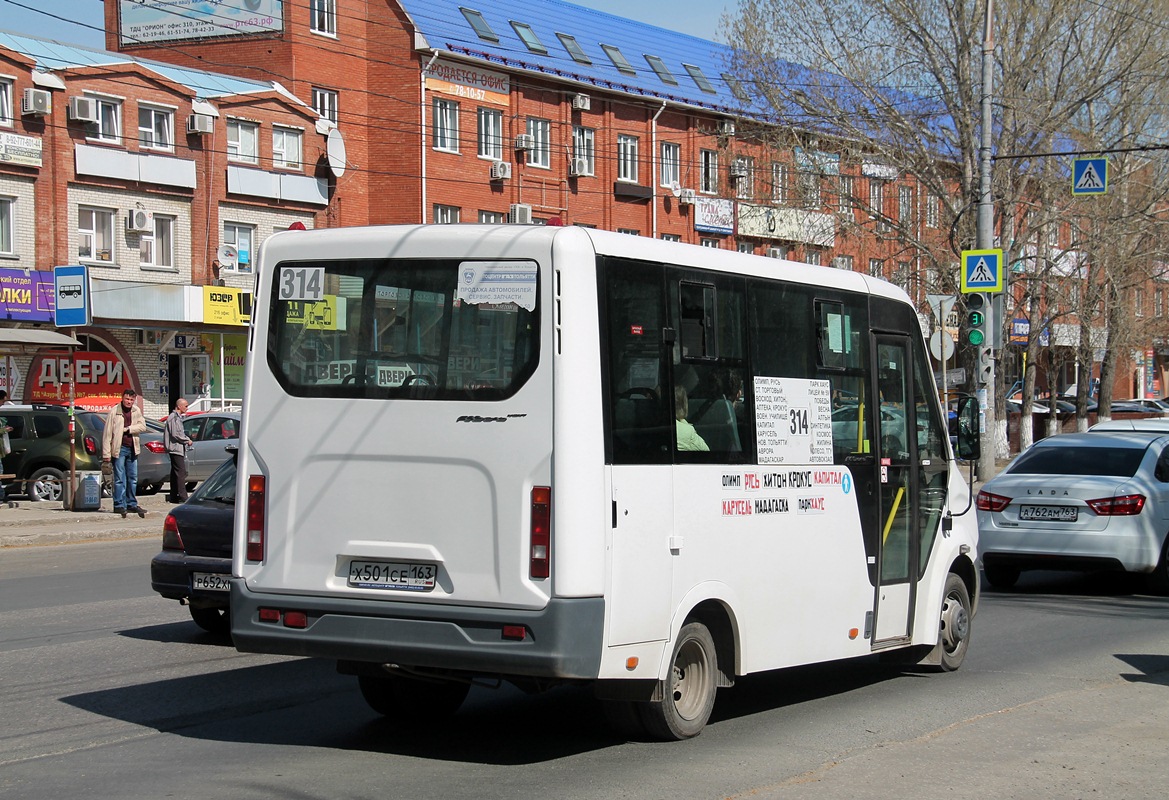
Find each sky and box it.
[0,0,733,49]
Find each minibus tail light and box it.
[530,486,551,579]
[246,474,266,561]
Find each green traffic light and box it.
[968,330,985,346]
[969,311,985,327]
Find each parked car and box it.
[1090,419,1169,433]
[136,418,171,495]
[1114,398,1169,415]
[977,431,1169,593]
[182,411,240,485]
[150,449,237,633]
[0,404,104,502]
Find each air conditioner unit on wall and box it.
[490,160,512,180]
[718,119,736,137]
[514,134,535,151]
[21,88,51,116]
[571,93,591,111]
[679,188,696,205]
[187,113,214,135]
[126,209,153,233]
[68,96,100,124]
[729,162,748,179]
[568,157,589,177]
[509,203,533,224]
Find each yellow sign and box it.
[203,286,252,326]
[285,297,339,330]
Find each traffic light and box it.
[966,292,988,347]
[977,346,993,385]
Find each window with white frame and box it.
[0,196,13,254]
[477,107,502,159]
[838,175,855,215]
[617,228,640,235]
[573,126,595,175]
[526,118,551,168]
[771,163,788,204]
[898,185,914,224]
[310,0,337,35]
[1070,282,1080,310]
[1135,287,1145,317]
[312,87,338,124]
[91,97,122,144]
[832,255,854,271]
[806,250,822,266]
[1046,221,1060,249]
[700,149,718,193]
[737,241,754,254]
[767,245,789,259]
[433,204,460,224]
[223,223,254,272]
[78,206,114,263]
[734,156,754,199]
[272,126,302,169]
[140,214,174,268]
[0,79,13,128]
[661,233,681,242]
[479,210,506,223]
[660,141,680,187]
[1156,288,1164,318]
[617,134,638,182]
[869,179,888,230]
[227,119,259,163]
[799,170,821,208]
[868,258,882,277]
[432,98,459,152]
[925,193,940,228]
[700,237,720,248]
[137,105,173,151]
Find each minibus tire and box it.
[639,622,717,740]
[358,673,469,719]
[934,573,971,672]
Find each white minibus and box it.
[231,224,981,739]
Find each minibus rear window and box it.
[267,258,539,400]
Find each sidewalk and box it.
[0,491,174,548]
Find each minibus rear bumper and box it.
[230,581,605,680]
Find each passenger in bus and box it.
[675,387,710,452]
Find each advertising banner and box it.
[203,286,252,326]
[27,351,131,408]
[120,0,283,45]
[0,269,55,323]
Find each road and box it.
[2,539,1168,800]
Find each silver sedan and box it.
[977,431,1169,592]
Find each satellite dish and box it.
[217,244,238,267]
[669,181,682,197]
[326,127,347,178]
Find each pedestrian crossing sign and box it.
[960,248,1003,293]
[1072,158,1108,196]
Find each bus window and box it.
[671,274,748,461]
[605,259,671,464]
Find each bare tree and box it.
[724,0,1169,455]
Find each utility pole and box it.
[976,0,997,481]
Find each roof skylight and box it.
[722,73,751,103]
[557,33,591,64]
[600,44,636,75]
[460,7,499,43]
[684,63,716,94]
[644,55,678,85]
[510,21,548,54]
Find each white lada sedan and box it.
[977,431,1169,593]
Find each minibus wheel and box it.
[640,622,717,739]
[935,573,971,672]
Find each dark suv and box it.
[0,404,106,502]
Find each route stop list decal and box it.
[754,377,833,464]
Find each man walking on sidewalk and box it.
[102,388,148,518]
[164,398,193,503]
